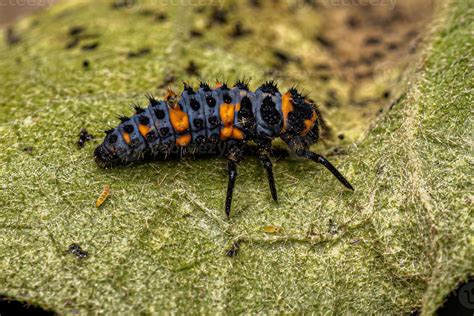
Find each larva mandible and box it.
[94,80,354,217]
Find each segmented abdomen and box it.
[97,81,318,164]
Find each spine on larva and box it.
[94,81,320,166]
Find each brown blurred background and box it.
[0,0,57,26]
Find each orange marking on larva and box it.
[282,92,294,130]
[169,107,190,132]
[301,110,317,136]
[219,103,235,125]
[220,126,233,140]
[231,128,244,140]
[96,185,110,208]
[176,134,191,146]
[219,103,235,140]
[138,124,150,137]
[122,132,131,144]
[214,82,223,89]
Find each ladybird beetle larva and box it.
[94,81,354,217]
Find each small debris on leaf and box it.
[263,225,281,234]
[67,243,88,259]
[127,47,151,58]
[96,185,110,208]
[77,128,94,148]
[226,242,240,257]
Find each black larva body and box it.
[94,81,354,217]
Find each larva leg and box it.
[257,150,278,201]
[296,149,354,191]
[225,159,238,218]
[225,146,243,218]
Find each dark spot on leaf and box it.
[371,51,384,60]
[81,42,99,51]
[226,242,240,257]
[190,29,203,38]
[324,90,340,108]
[127,47,151,58]
[194,6,206,13]
[319,74,330,82]
[315,35,333,49]
[138,9,154,16]
[77,128,94,148]
[67,243,88,259]
[364,36,381,46]
[229,21,252,38]
[328,219,338,235]
[314,63,331,71]
[249,0,261,7]
[111,0,135,10]
[406,30,418,38]
[65,38,79,49]
[355,70,372,79]
[82,59,90,69]
[273,50,289,64]
[22,146,34,154]
[346,16,360,28]
[6,27,21,45]
[155,12,167,22]
[68,26,85,37]
[387,42,399,50]
[208,7,228,27]
[185,61,200,76]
